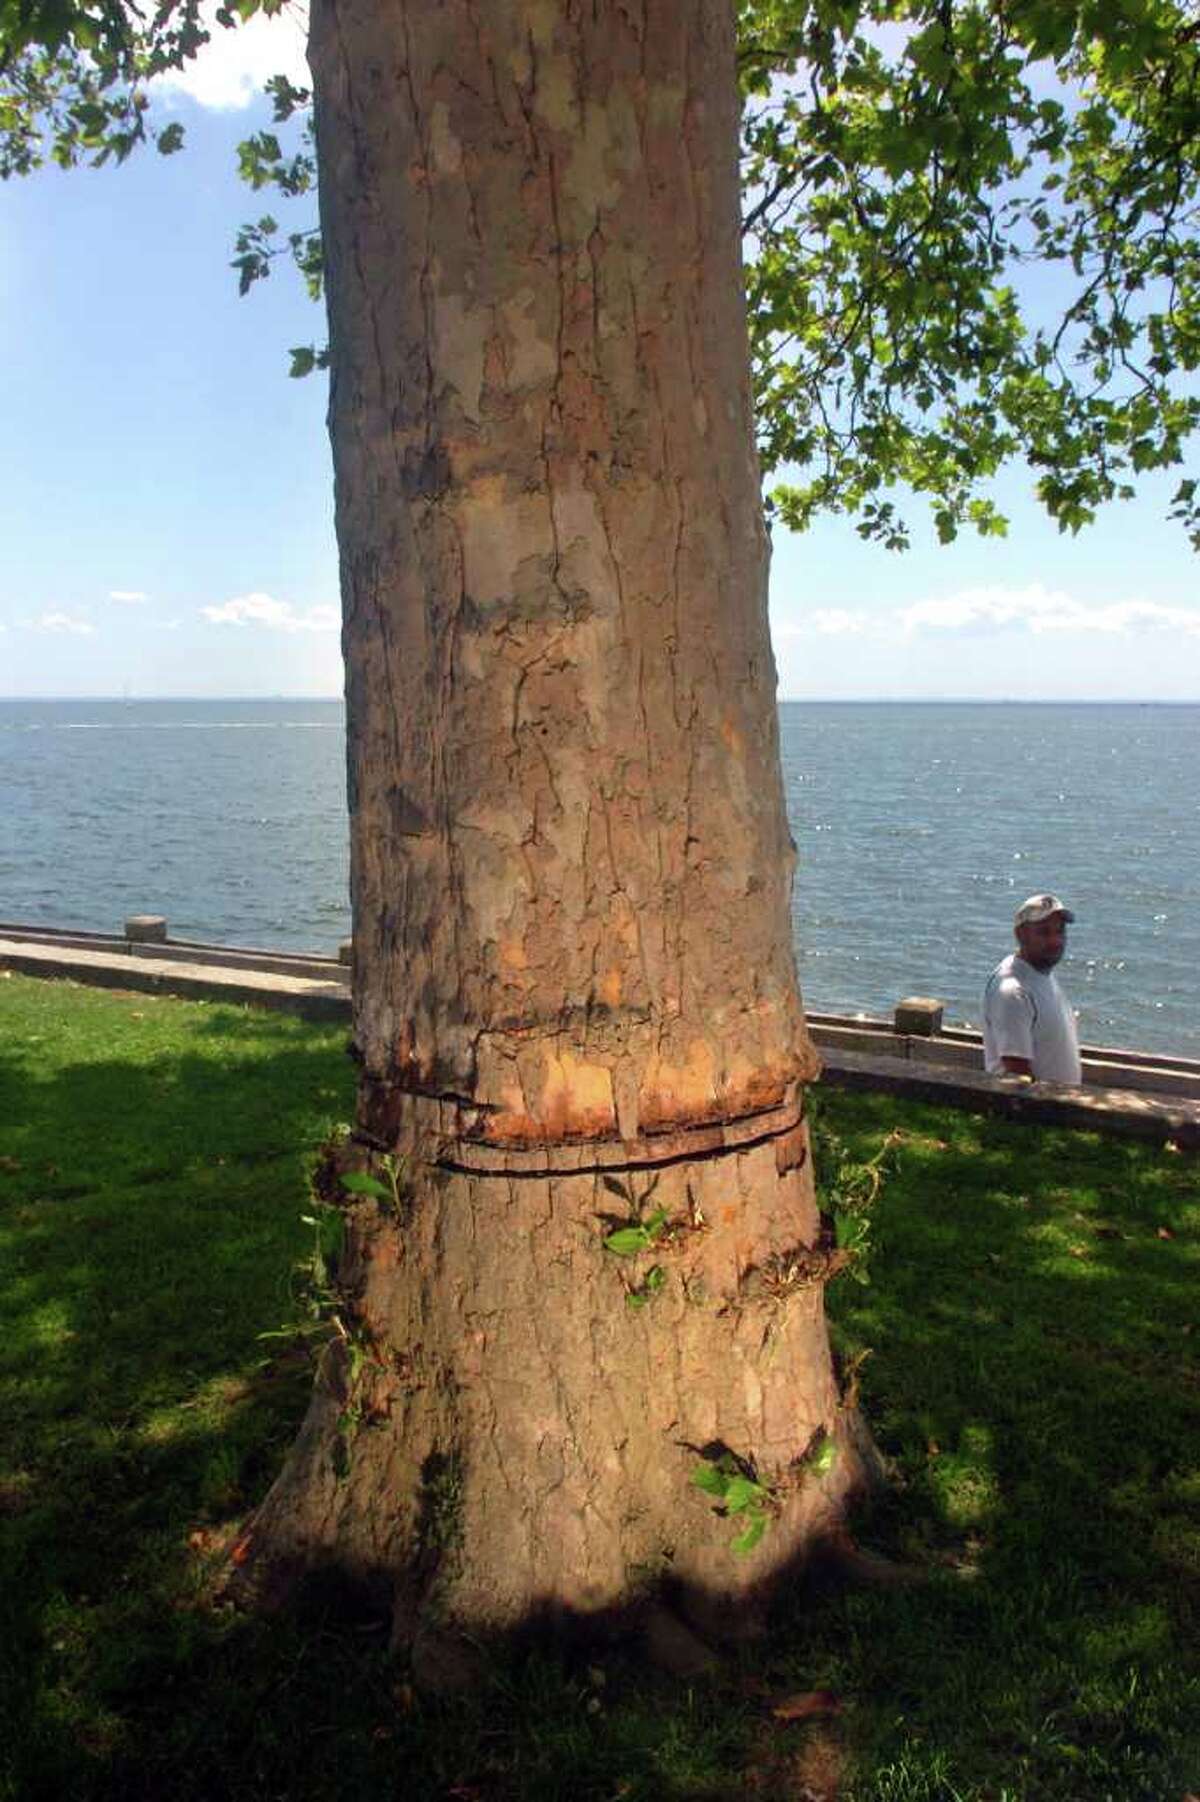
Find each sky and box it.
[2,6,1199,702]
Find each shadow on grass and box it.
[0,990,356,1800]
[1,988,1197,1801]
[0,990,770,1802]
[805,1090,1200,1797]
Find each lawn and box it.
[1,971,1196,1801]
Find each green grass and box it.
[1,972,1197,1800]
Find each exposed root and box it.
[837,1401,890,1493]
[641,1602,720,1678]
[408,1618,489,1694]
[818,1526,925,1589]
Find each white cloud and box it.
[770,554,1200,698]
[897,582,1200,638]
[898,585,1056,632]
[153,2,309,111]
[202,591,338,632]
[809,607,866,636]
[109,589,148,604]
[1034,598,1200,636]
[33,611,96,636]
[774,606,869,638]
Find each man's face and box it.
[1017,913,1068,971]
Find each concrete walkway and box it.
[820,1043,1200,1150]
[3,926,1198,1148]
[0,933,350,1023]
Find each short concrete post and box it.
[338,938,354,966]
[125,914,168,944]
[894,996,944,1037]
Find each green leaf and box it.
[603,1225,651,1257]
[691,1463,729,1498]
[288,344,316,378]
[809,1437,838,1476]
[340,1171,391,1199]
[626,1264,666,1308]
[835,1212,869,1252]
[723,1474,765,1514]
[731,1513,768,1556]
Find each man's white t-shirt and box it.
[982,953,1082,1084]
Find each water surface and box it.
[2,698,1195,1056]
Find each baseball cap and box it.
[1015,892,1076,927]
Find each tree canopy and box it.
[4,0,1199,550]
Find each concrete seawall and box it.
[2,920,1198,1150]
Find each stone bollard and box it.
[338,938,354,966]
[894,996,944,1037]
[125,914,168,944]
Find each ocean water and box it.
[1,698,1197,1058]
[0,699,349,954]
[779,701,1199,1057]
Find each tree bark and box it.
[242,0,872,1662]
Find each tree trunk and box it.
[242,0,872,1663]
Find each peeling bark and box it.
[242,0,872,1665]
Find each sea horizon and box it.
[3,696,1197,1060]
[5,693,1200,705]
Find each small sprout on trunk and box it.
[806,1432,839,1477]
[340,1151,407,1218]
[603,1205,670,1257]
[690,1451,777,1556]
[625,1264,667,1309]
[731,1513,768,1556]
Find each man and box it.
[982,893,1082,1084]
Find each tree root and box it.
[408,1617,490,1694]
[641,1603,720,1679]
[817,1527,925,1590]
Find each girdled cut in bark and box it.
[239,0,876,1670]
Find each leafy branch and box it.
[7,0,1200,545]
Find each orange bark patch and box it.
[479,1052,616,1145]
[639,1043,798,1134]
[720,713,743,756]
[734,1060,797,1113]
[638,1038,719,1132]
[598,966,622,1008]
[722,1049,789,1113]
[538,1050,617,1138]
